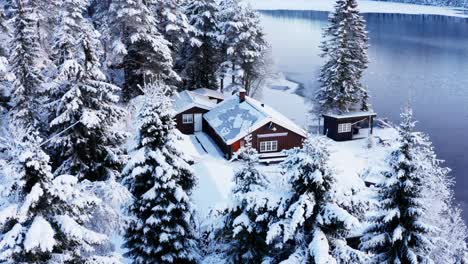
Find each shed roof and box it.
[192,88,225,100]
[204,94,307,145]
[323,111,377,119]
[173,90,217,114]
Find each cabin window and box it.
[338,123,352,133]
[260,141,278,152]
[182,114,193,124]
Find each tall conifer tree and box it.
[316,0,370,113]
[9,0,45,133]
[180,0,220,90]
[217,0,267,93]
[123,83,198,264]
[360,107,433,263]
[108,0,176,101]
[48,3,126,182]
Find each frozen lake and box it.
[259,10,468,221]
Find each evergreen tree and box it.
[217,0,267,93]
[0,133,112,263]
[123,83,198,264]
[415,132,468,263]
[0,8,10,107]
[47,9,126,182]
[180,0,221,90]
[267,136,367,263]
[360,107,433,263]
[107,0,176,101]
[9,0,45,133]
[216,136,271,263]
[149,0,190,58]
[316,0,370,113]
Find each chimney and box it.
[239,88,246,103]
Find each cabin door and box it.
[194,114,203,132]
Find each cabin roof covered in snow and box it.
[173,90,218,114]
[323,111,377,119]
[204,94,307,145]
[192,88,225,100]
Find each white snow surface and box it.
[187,128,397,226]
[245,0,468,18]
[24,216,56,253]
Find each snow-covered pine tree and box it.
[47,10,126,182]
[360,106,433,263]
[0,8,10,107]
[123,83,198,264]
[180,0,221,90]
[149,0,190,58]
[215,135,271,263]
[415,132,468,263]
[0,133,113,263]
[267,136,367,263]
[107,0,176,101]
[236,6,268,94]
[217,0,267,93]
[316,0,370,114]
[9,0,45,133]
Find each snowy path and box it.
[246,0,468,18]
[178,133,237,218]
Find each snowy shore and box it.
[245,0,468,18]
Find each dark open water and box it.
[259,10,468,221]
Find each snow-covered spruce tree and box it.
[9,0,45,133]
[215,136,271,263]
[0,133,113,263]
[123,83,198,264]
[107,0,176,101]
[267,136,367,263]
[316,0,370,114]
[217,0,268,93]
[148,0,190,58]
[0,8,10,107]
[360,106,433,263]
[180,0,221,90]
[415,132,468,263]
[47,13,126,182]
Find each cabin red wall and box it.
[232,141,241,153]
[229,122,305,156]
[175,107,209,134]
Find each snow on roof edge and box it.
[173,90,217,115]
[323,111,377,119]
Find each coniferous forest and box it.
[0,0,466,263]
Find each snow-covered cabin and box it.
[203,90,307,159]
[192,88,225,104]
[323,111,377,141]
[173,90,223,134]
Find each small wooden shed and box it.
[322,111,377,141]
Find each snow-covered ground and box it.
[245,0,468,18]
[186,128,398,224]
